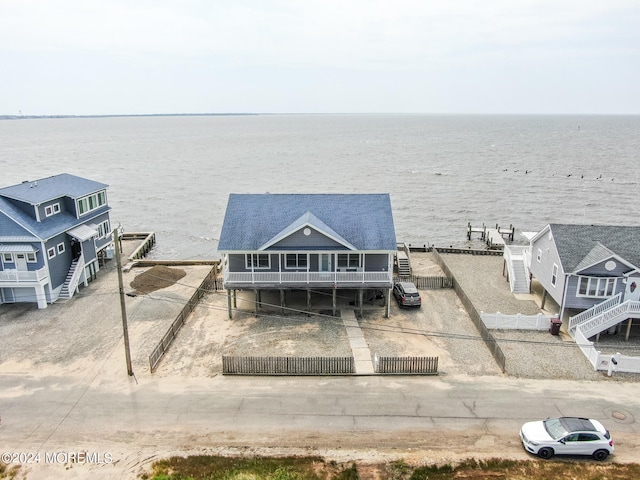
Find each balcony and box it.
[0,267,48,284]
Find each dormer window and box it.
[78,191,107,216]
[45,203,61,217]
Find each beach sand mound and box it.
[130,265,187,294]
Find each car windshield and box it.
[543,418,569,440]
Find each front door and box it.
[15,253,27,271]
[625,276,640,302]
[319,254,332,272]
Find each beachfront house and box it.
[528,224,640,339]
[0,173,113,309]
[217,193,397,318]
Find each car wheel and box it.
[537,447,554,459]
[593,449,609,461]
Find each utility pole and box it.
[114,227,133,376]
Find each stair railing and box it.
[64,254,86,299]
[568,293,623,336]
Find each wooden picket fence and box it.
[222,356,355,375]
[149,266,219,372]
[394,275,453,289]
[375,356,438,374]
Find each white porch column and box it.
[36,284,47,309]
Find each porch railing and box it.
[0,267,48,283]
[224,270,393,284]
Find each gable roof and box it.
[547,224,640,272]
[218,194,397,251]
[0,173,108,204]
[261,211,357,250]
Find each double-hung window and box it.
[337,253,361,269]
[285,254,307,269]
[246,253,270,269]
[551,264,558,287]
[97,220,111,238]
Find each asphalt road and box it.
[1,370,640,479]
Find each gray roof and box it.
[0,173,108,204]
[218,194,397,251]
[549,224,640,272]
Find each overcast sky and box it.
[1,0,639,115]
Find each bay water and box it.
[2,114,639,259]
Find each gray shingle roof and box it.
[218,194,397,251]
[550,224,640,272]
[0,173,108,204]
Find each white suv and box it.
[520,417,614,460]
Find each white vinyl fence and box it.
[482,311,640,375]
[480,312,555,330]
[575,325,640,375]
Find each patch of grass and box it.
[0,463,21,480]
[144,455,355,480]
[143,456,640,480]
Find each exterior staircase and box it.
[59,255,85,300]
[396,243,412,277]
[397,255,411,277]
[503,245,530,294]
[569,293,640,339]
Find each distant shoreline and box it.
[2,112,637,120]
[0,113,261,120]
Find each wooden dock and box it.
[467,223,515,250]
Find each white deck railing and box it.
[568,293,623,335]
[575,300,640,339]
[503,245,530,293]
[0,267,48,283]
[224,270,392,284]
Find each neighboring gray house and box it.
[0,173,113,309]
[528,224,640,338]
[217,193,397,317]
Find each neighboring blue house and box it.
[217,193,397,317]
[528,224,640,339]
[0,173,113,309]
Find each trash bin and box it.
[549,317,562,335]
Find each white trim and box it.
[57,242,65,254]
[77,190,107,217]
[576,276,618,298]
[47,247,56,259]
[45,202,61,217]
